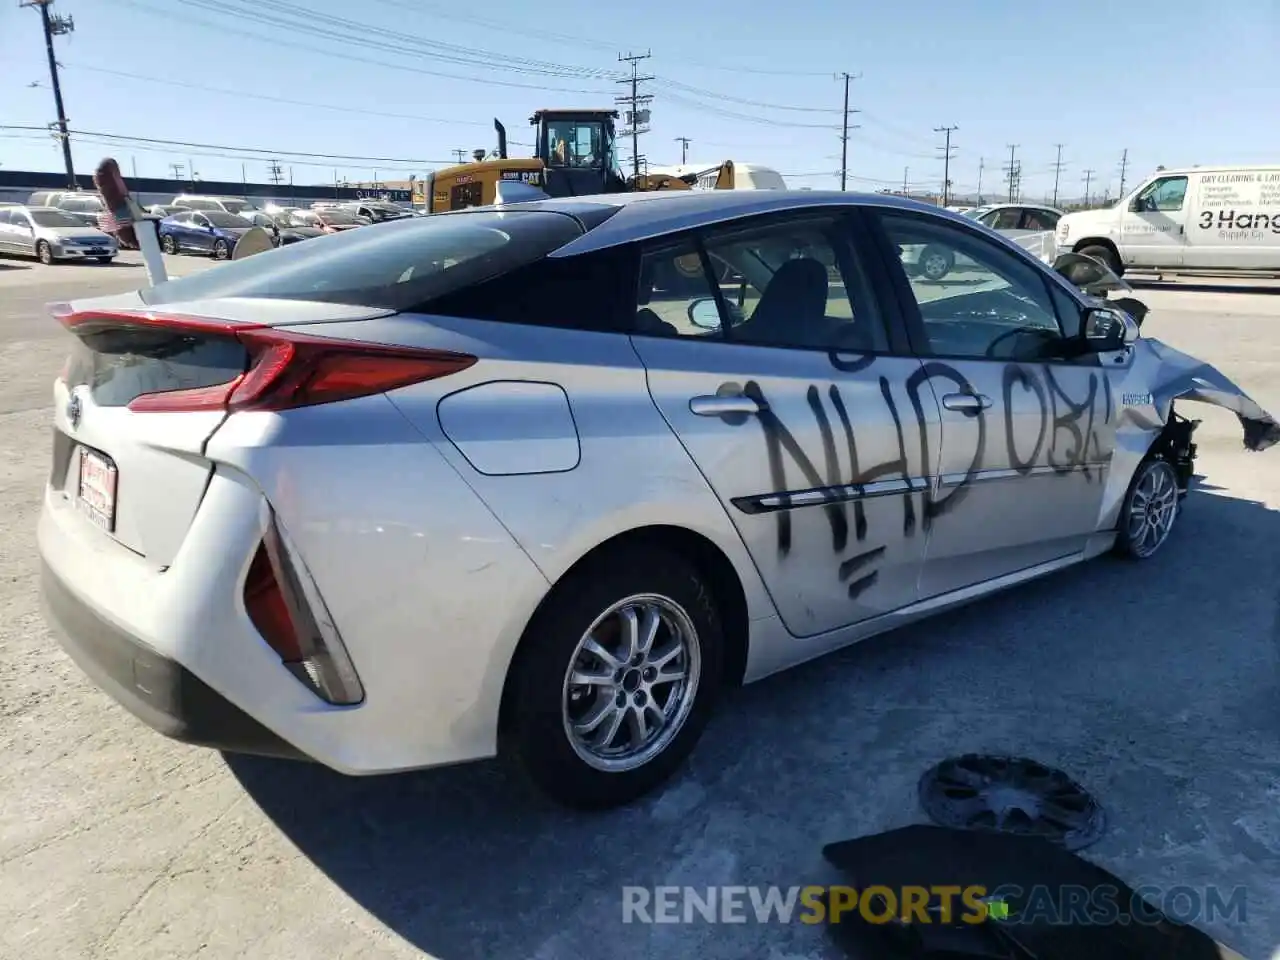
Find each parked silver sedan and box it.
[37,191,1277,809]
[0,205,118,264]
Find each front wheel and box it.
[211,239,230,260]
[36,241,53,265]
[504,545,724,809]
[161,234,178,255]
[1114,458,1181,560]
[1077,243,1121,276]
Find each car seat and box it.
[633,257,679,337]
[736,257,829,346]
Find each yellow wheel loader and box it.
[424,108,735,212]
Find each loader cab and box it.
[532,109,627,197]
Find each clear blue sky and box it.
[2,0,1277,202]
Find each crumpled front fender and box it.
[1127,337,1279,451]
[1096,336,1278,531]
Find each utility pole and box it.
[1051,143,1065,207]
[169,162,185,181]
[1118,148,1129,197]
[267,161,284,185]
[935,125,958,206]
[452,149,467,163]
[976,157,985,204]
[1004,144,1020,202]
[21,0,76,188]
[837,71,862,191]
[674,137,690,165]
[617,51,653,183]
[902,167,909,197]
[1081,168,1095,207]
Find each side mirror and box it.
[1082,306,1137,352]
[687,297,722,330]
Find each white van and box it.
[1055,164,1280,275]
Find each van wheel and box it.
[1114,458,1180,560]
[1077,244,1121,276]
[505,545,724,809]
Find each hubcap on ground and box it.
[1127,463,1178,557]
[562,594,701,773]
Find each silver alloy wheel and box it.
[922,252,950,280]
[1126,461,1179,558]
[562,593,702,773]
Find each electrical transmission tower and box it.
[267,161,284,185]
[674,137,690,164]
[1003,144,1021,202]
[1118,148,1129,197]
[616,51,653,183]
[1051,144,1066,207]
[20,0,76,188]
[837,72,862,191]
[935,125,958,206]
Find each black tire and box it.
[36,241,53,265]
[505,545,725,809]
[1113,458,1181,560]
[1077,243,1121,276]
[919,244,955,281]
[96,256,114,264]
[161,234,178,255]
[212,239,230,260]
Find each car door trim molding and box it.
[937,462,1109,488]
[732,476,932,514]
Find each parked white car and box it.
[1055,164,1280,276]
[904,203,1063,280]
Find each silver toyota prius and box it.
[36,190,1277,809]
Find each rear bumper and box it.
[40,557,305,761]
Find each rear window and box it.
[139,209,586,310]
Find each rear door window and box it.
[140,209,590,310]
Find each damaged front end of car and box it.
[1052,252,1279,527]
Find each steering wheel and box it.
[984,325,1057,360]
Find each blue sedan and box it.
[157,210,252,259]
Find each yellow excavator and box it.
[423,108,734,212]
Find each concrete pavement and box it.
[0,251,1277,960]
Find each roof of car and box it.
[503,189,956,257]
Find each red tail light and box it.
[53,308,475,414]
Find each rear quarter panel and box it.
[326,314,778,621]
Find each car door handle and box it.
[690,394,765,416]
[941,393,992,412]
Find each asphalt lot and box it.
[1,251,1278,960]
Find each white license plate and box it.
[77,449,118,532]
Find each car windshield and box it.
[205,211,247,228]
[321,211,361,225]
[964,206,994,219]
[29,209,85,228]
[220,199,256,214]
[138,210,584,310]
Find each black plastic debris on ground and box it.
[918,754,1106,852]
[820,824,1240,960]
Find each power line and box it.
[20,0,75,187]
[0,124,453,165]
[617,51,653,183]
[935,125,958,206]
